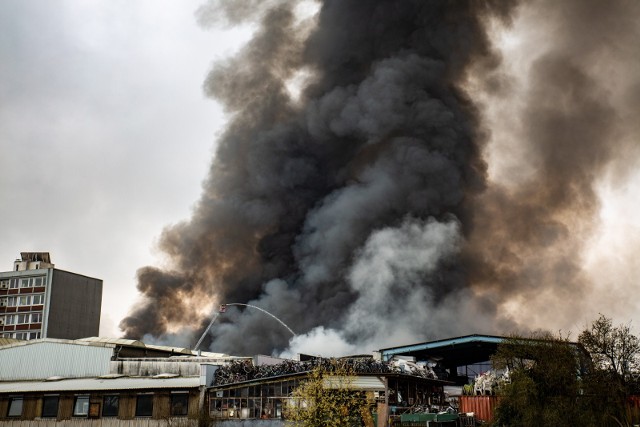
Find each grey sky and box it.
[0,0,249,336]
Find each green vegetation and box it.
[491,331,589,425]
[579,314,640,426]
[490,316,640,427]
[286,359,369,427]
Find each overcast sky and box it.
[0,0,250,336]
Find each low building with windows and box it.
[206,357,453,427]
[0,252,102,340]
[0,337,241,425]
[0,376,201,422]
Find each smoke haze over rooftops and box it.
[120,0,640,356]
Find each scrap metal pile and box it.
[214,357,438,386]
[462,369,511,396]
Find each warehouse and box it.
[0,337,239,425]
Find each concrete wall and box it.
[47,270,102,339]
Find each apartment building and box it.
[0,252,102,340]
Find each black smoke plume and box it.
[120,0,640,355]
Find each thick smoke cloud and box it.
[465,0,640,329]
[120,0,640,356]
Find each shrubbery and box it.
[490,316,640,427]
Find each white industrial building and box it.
[0,337,239,425]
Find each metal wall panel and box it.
[0,342,112,380]
[458,395,499,422]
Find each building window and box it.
[16,314,29,324]
[28,332,41,340]
[18,296,30,306]
[102,395,119,417]
[7,296,16,307]
[73,396,90,417]
[5,315,15,325]
[13,332,28,340]
[32,294,44,305]
[42,395,59,418]
[9,278,19,289]
[7,396,23,417]
[31,313,42,323]
[20,278,31,288]
[34,277,44,287]
[135,394,153,417]
[171,393,189,416]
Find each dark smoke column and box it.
[120,0,518,355]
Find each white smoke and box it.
[282,217,462,357]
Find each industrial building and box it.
[0,321,559,426]
[0,336,461,426]
[378,334,510,423]
[207,360,454,426]
[0,337,238,425]
[0,252,102,340]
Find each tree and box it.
[579,314,640,383]
[578,315,640,426]
[490,332,593,426]
[490,317,640,427]
[286,360,369,427]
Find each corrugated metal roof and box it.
[77,337,145,348]
[145,344,192,355]
[78,337,230,357]
[0,337,232,357]
[0,337,116,350]
[0,377,200,393]
[0,341,113,380]
[379,334,506,356]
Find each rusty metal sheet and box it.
[459,395,499,422]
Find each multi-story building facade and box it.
[0,252,102,340]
